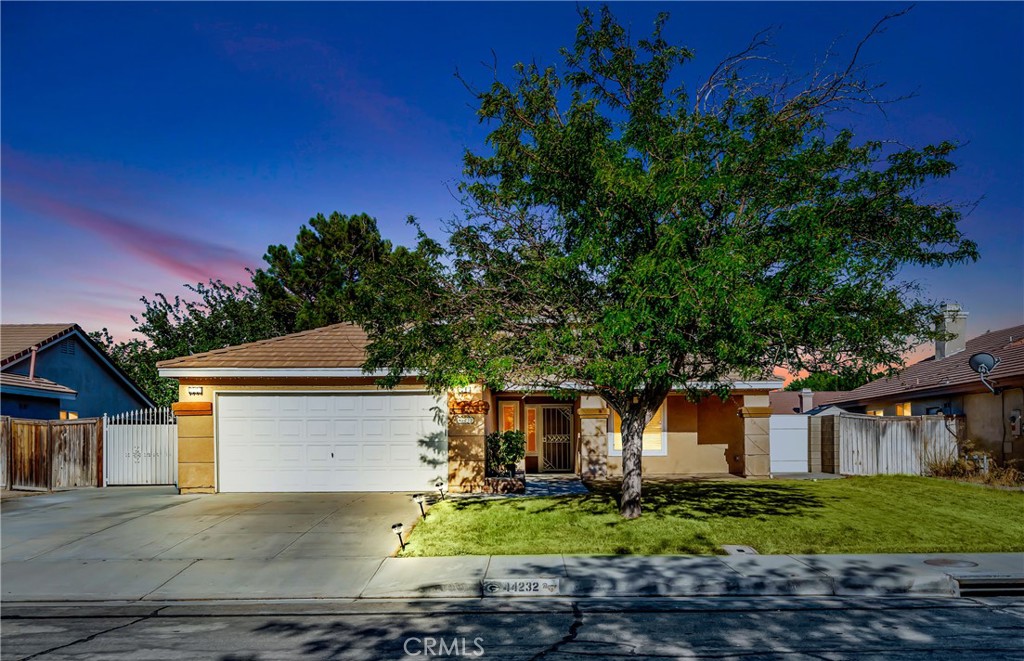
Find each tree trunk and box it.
[619,410,647,519]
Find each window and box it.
[608,402,668,456]
[525,406,538,454]
[895,402,912,416]
[867,409,884,416]
[59,410,79,420]
[500,402,518,433]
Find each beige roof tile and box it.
[1,324,77,366]
[837,323,1024,404]
[0,372,77,396]
[156,323,369,370]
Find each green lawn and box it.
[402,476,1024,556]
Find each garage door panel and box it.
[217,393,447,492]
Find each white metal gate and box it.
[103,407,178,485]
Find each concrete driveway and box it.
[1,487,422,601]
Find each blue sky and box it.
[2,2,1022,351]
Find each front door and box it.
[541,405,574,472]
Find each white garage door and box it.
[769,414,809,473]
[217,393,447,492]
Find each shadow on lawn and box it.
[451,479,829,521]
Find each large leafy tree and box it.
[784,368,878,392]
[92,280,286,406]
[253,212,393,332]
[359,7,977,518]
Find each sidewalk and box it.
[2,552,1021,602]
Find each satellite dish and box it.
[969,352,998,375]
[968,352,1000,394]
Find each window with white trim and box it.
[608,401,668,456]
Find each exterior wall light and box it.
[413,494,426,519]
[187,386,204,396]
[391,523,406,550]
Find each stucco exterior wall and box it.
[604,394,746,476]
[964,387,1024,462]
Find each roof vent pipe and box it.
[29,345,39,381]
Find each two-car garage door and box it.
[217,393,447,492]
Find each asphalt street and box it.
[2,596,1022,660]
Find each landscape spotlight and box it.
[435,481,446,501]
[413,493,426,519]
[391,522,405,550]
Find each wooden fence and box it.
[816,413,961,476]
[0,416,102,490]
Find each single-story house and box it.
[157,323,782,494]
[1,323,154,419]
[831,306,1024,463]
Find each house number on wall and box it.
[454,415,475,425]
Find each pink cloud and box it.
[4,183,256,282]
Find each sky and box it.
[2,2,1022,361]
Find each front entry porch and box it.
[495,396,579,475]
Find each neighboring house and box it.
[157,323,782,494]
[769,390,851,415]
[1,324,154,419]
[832,305,1024,463]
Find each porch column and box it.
[739,393,772,478]
[577,394,609,480]
[447,387,488,493]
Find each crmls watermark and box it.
[403,636,485,657]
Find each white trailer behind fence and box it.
[103,407,178,486]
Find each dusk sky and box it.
[2,2,1022,359]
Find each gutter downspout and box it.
[28,346,39,381]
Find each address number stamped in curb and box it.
[483,578,560,596]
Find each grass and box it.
[402,476,1024,556]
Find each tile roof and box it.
[836,323,1024,404]
[1,324,77,366]
[156,323,370,370]
[0,372,77,396]
[769,390,852,414]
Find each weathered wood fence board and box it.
[1,417,101,490]
[834,413,961,476]
[0,417,8,489]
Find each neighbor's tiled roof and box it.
[0,372,77,396]
[769,390,852,415]
[836,323,1024,405]
[1,324,77,366]
[156,323,369,370]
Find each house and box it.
[156,323,782,494]
[1,323,154,419]
[768,390,851,415]
[831,305,1024,463]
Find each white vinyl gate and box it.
[769,415,810,473]
[103,407,178,485]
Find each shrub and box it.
[926,440,1024,487]
[485,430,527,478]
